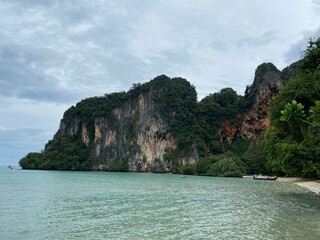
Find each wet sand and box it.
[277,177,320,194]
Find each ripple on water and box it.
[1,169,320,240]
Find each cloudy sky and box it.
[1,0,319,166]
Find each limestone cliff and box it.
[49,64,287,171]
[20,63,292,172]
[54,75,196,172]
[219,63,285,143]
[91,92,177,171]
[239,63,285,140]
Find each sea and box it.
[1,166,320,240]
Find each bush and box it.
[195,157,213,175]
[108,160,129,172]
[19,152,43,169]
[151,158,166,173]
[181,164,195,175]
[207,157,246,177]
[242,142,268,174]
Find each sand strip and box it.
[295,182,320,195]
[277,177,320,194]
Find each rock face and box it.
[219,63,285,143]
[218,120,238,145]
[56,91,178,172]
[239,63,285,140]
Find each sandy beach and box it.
[277,177,320,194]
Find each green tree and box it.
[19,152,43,169]
[264,37,320,178]
[309,100,320,126]
[206,152,246,177]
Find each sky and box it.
[1,0,320,166]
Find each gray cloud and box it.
[283,29,320,65]
[283,39,308,65]
[0,127,51,165]
[1,0,319,102]
[0,42,79,102]
[1,0,320,165]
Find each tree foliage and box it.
[196,88,247,155]
[264,37,320,179]
[309,100,320,125]
[193,152,247,177]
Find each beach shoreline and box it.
[277,177,320,195]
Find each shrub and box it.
[181,164,195,175]
[151,158,166,173]
[207,157,246,177]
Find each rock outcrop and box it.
[219,63,285,143]
[54,76,197,172]
[239,63,285,140]
[56,93,177,172]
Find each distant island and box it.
[20,37,320,179]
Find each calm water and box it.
[1,166,320,240]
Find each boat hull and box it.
[253,176,278,181]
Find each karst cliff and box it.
[219,63,285,144]
[19,62,292,172]
[56,80,181,172]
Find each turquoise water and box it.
[1,166,320,240]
